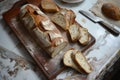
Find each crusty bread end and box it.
[41,0,59,13]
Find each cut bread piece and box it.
[51,9,76,30]
[63,49,85,73]
[79,27,90,45]
[73,50,92,74]
[66,10,76,25]
[61,9,76,26]
[68,23,80,42]
[41,0,59,13]
[51,11,69,30]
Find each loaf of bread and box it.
[63,49,92,74]
[41,0,59,13]
[101,3,120,20]
[68,23,80,42]
[20,4,68,58]
[51,8,76,30]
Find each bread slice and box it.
[66,10,76,25]
[51,11,69,30]
[79,27,90,45]
[41,0,59,13]
[51,9,76,30]
[63,49,85,73]
[68,23,80,42]
[73,50,92,74]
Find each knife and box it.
[79,10,120,36]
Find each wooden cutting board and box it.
[3,0,95,79]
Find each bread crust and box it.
[20,4,68,58]
[41,0,59,13]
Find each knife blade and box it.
[79,10,120,36]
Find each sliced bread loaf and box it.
[41,0,59,13]
[20,4,68,58]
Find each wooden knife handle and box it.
[99,21,119,36]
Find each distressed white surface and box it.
[0,46,46,80]
[0,0,120,80]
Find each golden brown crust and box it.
[41,0,59,13]
[101,3,120,20]
[20,4,68,58]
